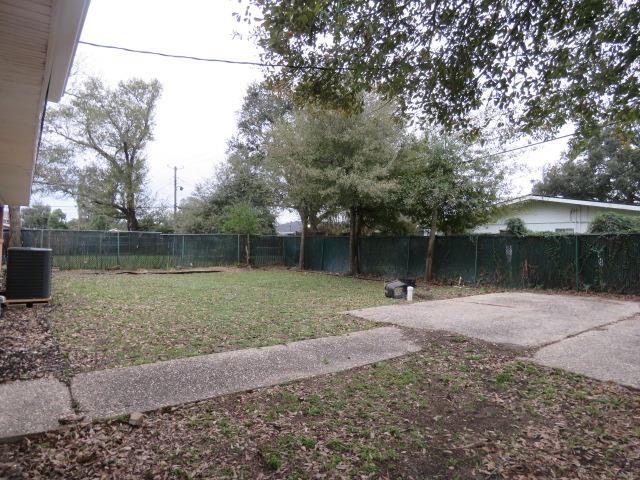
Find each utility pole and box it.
[173,166,177,216]
[169,165,184,218]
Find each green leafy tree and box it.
[228,82,294,165]
[47,209,68,230]
[534,128,640,204]
[176,83,285,234]
[176,159,277,233]
[220,203,263,265]
[589,212,640,233]
[267,98,404,274]
[21,203,51,229]
[398,133,506,281]
[265,108,337,269]
[137,207,174,233]
[220,203,260,234]
[247,0,638,140]
[505,217,529,237]
[36,77,162,231]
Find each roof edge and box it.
[46,0,91,103]
[500,195,640,212]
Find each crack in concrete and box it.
[534,312,640,350]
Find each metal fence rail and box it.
[3,229,640,294]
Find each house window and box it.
[555,228,574,233]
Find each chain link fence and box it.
[3,229,639,293]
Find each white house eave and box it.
[0,0,90,206]
[46,0,91,102]
[500,195,640,213]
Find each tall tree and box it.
[8,206,21,248]
[265,109,333,269]
[37,77,161,231]
[47,209,68,230]
[534,128,640,204]
[398,133,506,281]
[176,158,277,234]
[266,98,404,274]
[228,82,294,165]
[21,203,51,229]
[176,83,288,234]
[247,0,639,140]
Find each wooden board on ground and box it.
[2,297,51,307]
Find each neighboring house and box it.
[276,220,302,236]
[473,195,640,234]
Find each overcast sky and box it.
[35,0,571,223]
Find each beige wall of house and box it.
[473,200,640,234]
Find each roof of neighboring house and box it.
[276,220,302,235]
[0,0,91,206]
[500,195,640,213]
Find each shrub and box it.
[505,217,529,237]
[589,212,640,234]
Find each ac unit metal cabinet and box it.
[5,248,53,300]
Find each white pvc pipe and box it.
[406,286,414,302]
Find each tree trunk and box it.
[0,205,4,272]
[348,206,360,275]
[126,209,139,231]
[8,206,21,248]
[425,208,438,283]
[298,207,307,270]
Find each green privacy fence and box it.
[2,229,247,269]
[1,229,289,270]
[3,229,640,293]
[282,233,640,294]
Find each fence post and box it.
[40,229,44,248]
[574,235,579,291]
[320,236,326,271]
[181,235,185,263]
[405,237,411,277]
[473,236,479,285]
[117,231,120,266]
[237,235,241,264]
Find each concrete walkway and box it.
[533,315,640,389]
[0,378,73,441]
[0,327,420,439]
[348,292,640,389]
[347,292,640,347]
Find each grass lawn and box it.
[2,331,637,479]
[51,269,490,372]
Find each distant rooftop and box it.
[502,195,640,212]
[276,220,302,235]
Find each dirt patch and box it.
[0,305,69,383]
[1,331,637,479]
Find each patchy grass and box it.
[2,332,638,479]
[50,269,489,372]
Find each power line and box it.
[78,41,354,71]
[477,121,627,160]
[478,132,577,159]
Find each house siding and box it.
[473,201,640,234]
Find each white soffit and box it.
[0,0,90,205]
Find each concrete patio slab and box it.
[347,292,640,347]
[0,378,73,440]
[532,316,640,389]
[72,326,421,419]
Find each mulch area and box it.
[0,305,69,384]
[1,331,638,479]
